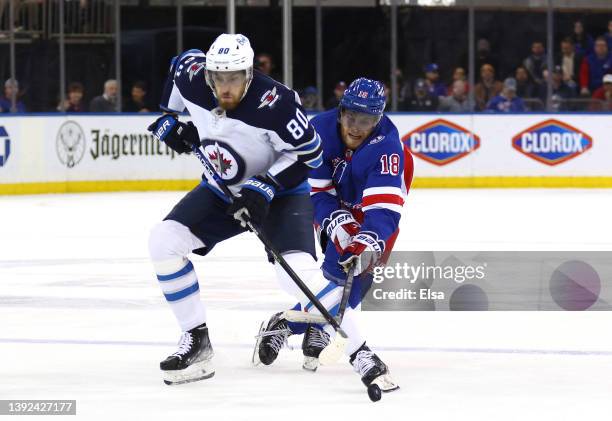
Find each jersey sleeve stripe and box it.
[308,178,333,188]
[310,187,337,197]
[294,133,322,154]
[362,186,404,197]
[304,151,323,169]
[362,203,403,214]
[362,193,405,207]
[268,154,296,177]
[311,185,335,192]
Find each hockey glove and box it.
[147,114,200,154]
[338,231,384,275]
[320,210,360,253]
[228,177,276,229]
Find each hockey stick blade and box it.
[318,334,348,365]
[283,310,327,324]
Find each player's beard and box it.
[218,96,240,110]
[216,88,245,111]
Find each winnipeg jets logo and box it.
[208,150,233,176]
[188,62,205,81]
[202,141,246,186]
[258,87,281,109]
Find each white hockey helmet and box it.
[205,33,255,100]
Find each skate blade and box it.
[162,359,215,386]
[251,321,266,367]
[318,335,347,365]
[163,371,215,385]
[371,374,400,393]
[302,356,319,372]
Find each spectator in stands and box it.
[486,78,525,113]
[0,0,23,36]
[590,73,612,111]
[404,78,438,111]
[325,81,346,110]
[579,36,612,96]
[124,81,152,113]
[447,67,469,95]
[475,38,499,75]
[572,20,594,57]
[395,69,411,106]
[57,82,86,112]
[556,37,582,92]
[424,63,446,97]
[299,86,318,112]
[606,19,612,52]
[438,80,474,112]
[90,79,118,112]
[255,53,279,80]
[0,78,26,113]
[523,41,546,86]
[474,63,502,111]
[382,81,392,110]
[545,66,576,111]
[515,65,540,100]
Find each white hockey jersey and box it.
[160,49,322,195]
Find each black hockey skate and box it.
[252,312,292,366]
[301,325,330,372]
[160,323,215,385]
[350,343,399,393]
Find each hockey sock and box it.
[153,257,207,332]
[149,220,207,332]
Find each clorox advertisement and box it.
[512,119,593,166]
[402,119,480,166]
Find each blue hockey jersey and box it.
[309,109,413,281]
[159,49,322,195]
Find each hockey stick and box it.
[317,264,355,364]
[284,265,355,325]
[336,264,356,323]
[190,144,349,347]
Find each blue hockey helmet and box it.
[339,77,386,116]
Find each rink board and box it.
[0,113,611,194]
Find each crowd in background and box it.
[295,18,612,113]
[0,77,153,113]
[1,18,612,114]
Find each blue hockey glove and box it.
[338,231,384,275]
[227,177,276,229]
[147,114,200,154]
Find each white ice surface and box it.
[1,189,611,420]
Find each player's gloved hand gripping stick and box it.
[188,143,350,363]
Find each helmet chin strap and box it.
[240,67,254,100]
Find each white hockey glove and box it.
[338,231,384,275]
[321,210,361,253]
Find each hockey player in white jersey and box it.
[146,34,323,385]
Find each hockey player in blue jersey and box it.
[146,33,324,385]
[255,78,414,393]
